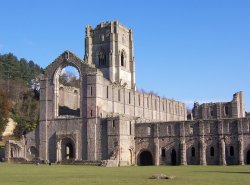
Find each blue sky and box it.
[0,0,249,110]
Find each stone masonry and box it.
[5,21,250,166]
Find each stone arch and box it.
[43,51,83,118]
[29,146,39,158]
[137,149,153,166]
[54,64,81,117]
[171,148,177,165]
[161,147,166,157]
[61,137,75,160]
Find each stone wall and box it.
[192,92,245,120]
[59,85,80,110]
[135,118,250,165]
[93,75,187,122]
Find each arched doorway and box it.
[61,138,75,160]
[29,146,38,158]
[171,149,177,165]
[247,150,250,164]
[65,143,74,159]
[139,151,153,166]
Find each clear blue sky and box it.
[0,0,249,110]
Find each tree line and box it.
[0,53,43,139]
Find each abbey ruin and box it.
[5,21,250,166]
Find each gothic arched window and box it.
[99,51,106,66]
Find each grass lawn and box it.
[0,164,249,185]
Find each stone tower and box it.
[85,21,136,89]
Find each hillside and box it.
[0,53,43,140]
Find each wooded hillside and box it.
[0,53,43,139]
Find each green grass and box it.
[0,164,249,185]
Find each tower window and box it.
[225,106,229,115]
[99,51,106,66]
[121,51,125,67]
[210,110,214,117]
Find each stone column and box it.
[238,139,244,165]
[199,139,207,165]
[180,139,187,165]
[56,141,61,162]
[154,140,160,166]
[4,141,10,162]
[219,139,227,165]
[155,124,160,166]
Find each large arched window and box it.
[58,66,80,117]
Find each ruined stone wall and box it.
[59,85,80,110]
[135,118,250,165]
[192,92,245,120]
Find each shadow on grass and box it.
[194,171,250,174]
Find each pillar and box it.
[155,124,160,166]
[219,139,227,165]
[4,141,10,162]
[238,139,244,165]
[56,141,61,162]
[180,139,187,165]
[199,139,207,165]
[155,140,160,166]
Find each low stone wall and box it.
[61,160,103,166]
